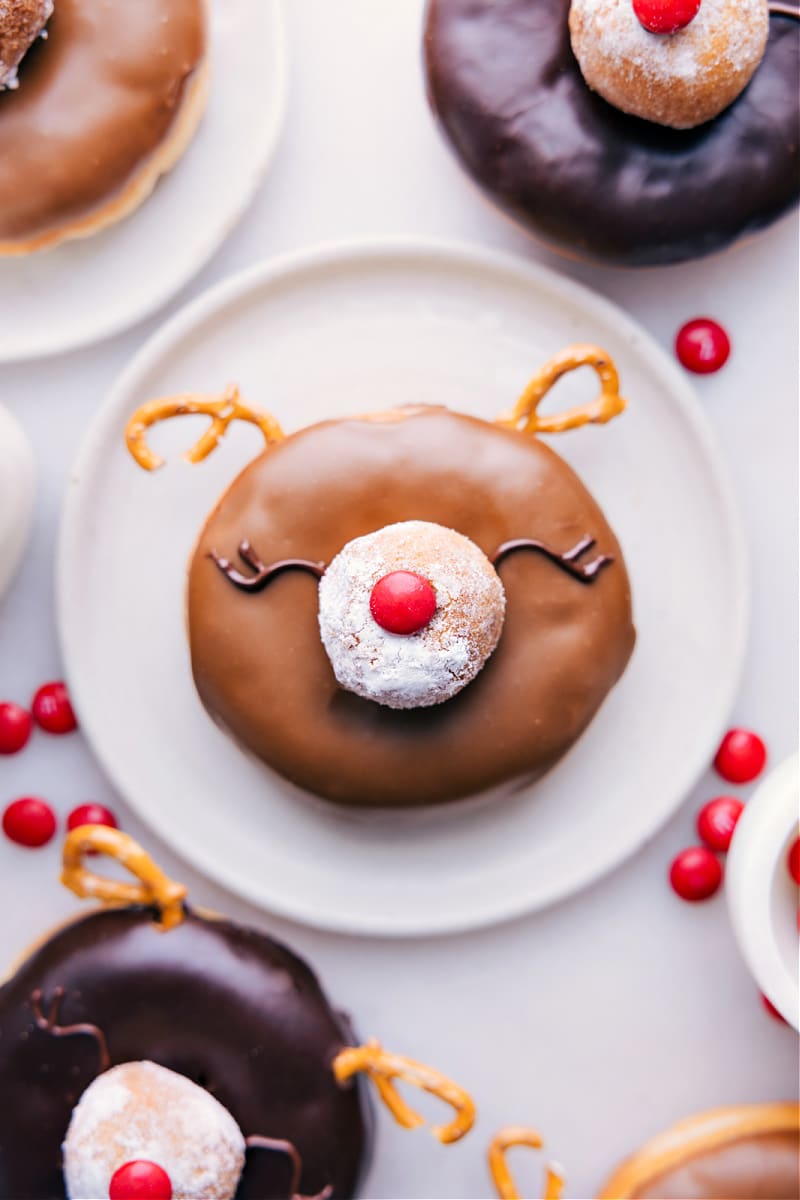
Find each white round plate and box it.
[0,0,286,363]
[58,240,749,936]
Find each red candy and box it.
[713,728,766,784]
[369,570,437,635]
[675,318,731,374]
[669,846,723,901]
[109,1161,173,1200]
[633,0,702,34]
[788,836,800,886]
[0,702,33,754]
[67,803,118,833]
[2,797,57,848]
[696,795,744,853]
[31,681,77,735]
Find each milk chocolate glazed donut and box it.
[423,0,800,266]
[0,0,208,254]
[0,828,475,1199]
[125,346,635,809]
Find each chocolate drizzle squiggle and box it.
[210,541,325,593]
[491,535,613,582]
[31,987,110,1072]
[245,1137,332,1200]
[768,3,799,17]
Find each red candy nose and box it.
[633,0,702,34]
[109,1161,173,1200]
[369,570,437,635]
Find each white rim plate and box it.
[58,239,749,936]
[0,0,287,362]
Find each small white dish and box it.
[0,406,35,601]
[58,239,749,936]
[0,0,287,363]
[727,754,799,1029]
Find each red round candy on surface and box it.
[2,797,57,848]
[633,0,702,33]
[369,570,437,635]
[0,702,33,754]
[67,803,118,833]
[669,846,723,902]
[696,795,744,853]
[109,1161,173,1200]
[31,681,77,735]
[675,318,731,374]
[713,728,767,784]
[787,836,800,886]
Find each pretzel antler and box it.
[496,345,626,436]
[489,1128,565,1200]
[125,384,285,471]
[332,1039,475,1145]
[61,826,187,931]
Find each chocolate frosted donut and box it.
[0,0,207,254]
[423,0,800,265]
[187,406,634,808]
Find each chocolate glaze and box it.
[188,407,635,808]
[630,1132,800,1199]
[0,907,372,1199]
[0,0,205,244]
[423,0,800,266]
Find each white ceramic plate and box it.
[0,0,287,363]
[58,240,749,936]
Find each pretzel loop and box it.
[488,1128,565,1200]
[125,383,285,471]
[332,1039,475,1145]
[61,826,187,931]
[496,344,626,436]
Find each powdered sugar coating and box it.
[63,1061,246,1200]
[568,0,769,128]
[0,0,53,89]
[318,521,506,709]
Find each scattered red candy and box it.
[696,795,744,853]
[713,728,766,784]
[675,317,731,374]
[2,797,57,848]
[761,993,788,1023]
[633,0,702,34]
[0,702,33,754]
[109,1161,173,1200]
[788,836,800,886]
[67,804,118,840]
[669,846,723,902]
[370,570,437,635]
[31,681,77,735]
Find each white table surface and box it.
[1,3,798,1198]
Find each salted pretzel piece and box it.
[332,1039,475,1145]
[496,345,626,436]
[125,383,285,471]
[489,1128,565,1200]
[61,826,187,931]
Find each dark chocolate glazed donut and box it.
[0,906,372,1199]
[423,0,800,266]
[188,407,635,808]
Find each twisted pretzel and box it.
[332,1039,475,1145]
[61,826,187,931]
[496,345,626,436]
[125,383,285,471]
[489,1128,565,1200]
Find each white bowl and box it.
[726,754,799,1029]
[0,406,35,601]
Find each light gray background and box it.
[0,3,797,1197]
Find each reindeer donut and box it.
[126,345,635,809]
[0,828,475,1199]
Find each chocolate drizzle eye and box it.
[245,1136,333,1200]
[768,3,799,17]
[492,534,613,582]
[210,540,325,593]
[30,987,110,1072]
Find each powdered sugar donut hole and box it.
[63,1061,246,1200]
[568,0,769,129]
[318,520,506,709]
[0,0,52,89]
